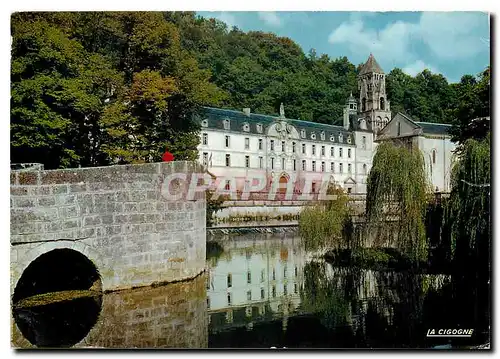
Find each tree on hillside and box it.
[386,68,455,123]
[11,15,123,168]
[448,67,490,147]
[11,12,224,168]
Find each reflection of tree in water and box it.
[367,271,426,347]
[206,240,224,266]
[300,261,457,348]
[300,261,358,331]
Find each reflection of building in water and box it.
[207,236,306,331]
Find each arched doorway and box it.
[278,173,289,195]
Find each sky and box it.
[197,11,490,83]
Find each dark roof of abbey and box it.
[199,107,356,145]
[415,121,452,136]
[359,53,384,75]
[392,113,452,136]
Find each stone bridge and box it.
[10,161,206,303]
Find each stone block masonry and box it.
[76,273,208,348]
[10,161,206,294]
[11,274,209,348]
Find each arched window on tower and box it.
[362,98,366,112]
[380,97,385,110]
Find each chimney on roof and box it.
[243,108,251,116]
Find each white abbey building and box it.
[197,54,456,194]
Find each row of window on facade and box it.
[202,134,367,153]
[203,152,366,174]
[219,266,299,289]
[206,282,299,309]
[201,119,351,142]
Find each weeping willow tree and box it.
[299,185,354,252]
[445,133,490,275]
[365,141,430,263]
[441,134,491,344]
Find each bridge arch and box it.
[11,240,105,302]
[11,162,206,294]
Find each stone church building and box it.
[196,54,456,195]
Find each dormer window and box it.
[330,135,335,142]
[243,123,250,132]
[223,119,230,130]
[347,136,352,144]
[311,133,316,140]
[338,133,343,143]
[257,123,263,133]
[301,129,306,138]
[320,131,325,141]
[201,119,208,128]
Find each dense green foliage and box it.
[205,190,226,227]
[447,68,490,147]
[11,12,224,168]
[385,68,456,124]
[445,134,490,275]
[424,199,453,268]
[299,186,354,251]
[365,142,429,262]
[11,11,490,169]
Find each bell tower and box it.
[343,92,357,130]
[358,53,391,134]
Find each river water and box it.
[11,233,490,349]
